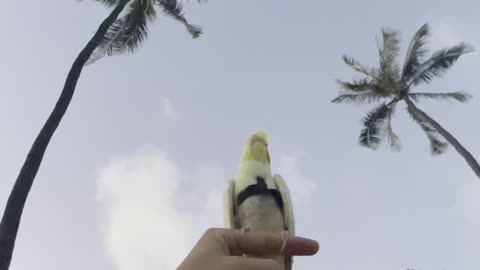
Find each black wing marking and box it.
[236,176,284,210]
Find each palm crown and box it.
[333,23,480,178]
[89,0,203,63]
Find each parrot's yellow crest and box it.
[241,130,270,164]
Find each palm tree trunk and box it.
[0,1,130,269]
[404,96,480,178]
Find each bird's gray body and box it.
[237,194,285,232]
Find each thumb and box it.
[215,228,319,257]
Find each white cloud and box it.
[96,148,224,270]
[95,147,315,270]
[160,97,180,121]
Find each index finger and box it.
[217,229,319,257]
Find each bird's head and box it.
[241,130,270,164]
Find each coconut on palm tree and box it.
[0,1,202,269]
[332,23,480,178]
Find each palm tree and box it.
[0,1,202,269]
[332,23,480,178]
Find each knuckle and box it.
[204,227,229,240]
[204,227,220,238]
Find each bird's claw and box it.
[280,230,289,253]
[241,227,250,257]
[241,226,250,236]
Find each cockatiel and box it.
[224,130,295,270]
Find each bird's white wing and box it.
[223,179,236,228]
[273,174,295,235]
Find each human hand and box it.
[177,228,319,270]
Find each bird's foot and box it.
[241,227,250,257]
[241,226,250,236]
[280,230,289,253]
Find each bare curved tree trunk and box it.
[405,96,480,178]
[0,1,130,269]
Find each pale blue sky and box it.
[1,1,480,270]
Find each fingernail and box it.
[309,240,320,254]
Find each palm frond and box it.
[112,0,153,54]
[359,103,390,149]
[408,91,472,103]
[374,29,402,96]
[409,42,474,86]
[87,18,127,64]
[337,78,375,92]
[378,28,401,80]
[87,0,154,64]
[402,23,430,82]
[342,55,379,78]
[406,104,448,154]
[380,29,400,62]
[384,106,401,151]
[332,91,383,104]
[94,0,122,8]
[156,0,203,38]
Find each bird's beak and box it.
[266,150,270,163]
